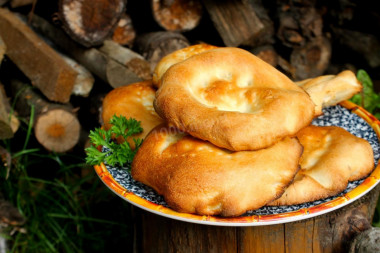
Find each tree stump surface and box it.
[133,183,380,253]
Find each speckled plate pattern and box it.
[94,101,380,226]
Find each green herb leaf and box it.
[85,115,143,167]
[350,69,380,118]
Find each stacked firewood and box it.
[0,0,379,153]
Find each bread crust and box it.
[131,125,303,217]
[268,125,374,206]
[152,43,218,88]
[296,70,362,115]
[102,80,164,145]
[154,47,315,151]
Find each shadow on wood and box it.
[133,184,380,253]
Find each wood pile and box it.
[0,0,379,154]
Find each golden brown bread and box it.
[154,47,316,151]
[296,70,362,115]
[268,125,374,206]
[152,43,218,88]
[131,125,303,217]
[102,80,164,145]
[154,46,361,118]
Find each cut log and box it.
[290,36,331,80]
[10,79,81,153]
[0,8,77,103]
[135,31,190,72]
[277,3,323,48]
[277,55,296,79]
[277,11,305,47]
[250,45,278,67]
[29,14,145,88]
[331,27,380,69]
[0,83,19,139]
[201,0,274,47]
[134,183,380,253]
[112,13,136,47]
[10,0,34,8]
[0,197,25,253]
[0,0,9,7]
[34,35,94,97]
[0,34,5,63]
[151,0,203,32]
[98,40,151,81]
[0,198,25,226]
[60,54,95,97]
[349,227,380,253]
[58,0,126,47]
[22,20,95,97]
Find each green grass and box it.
[0,114,134,252]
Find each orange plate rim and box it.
[94,101,380,226]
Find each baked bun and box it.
[152,43,218,88]
[131,125,303,217]
[296,70,362,115]
[268,125,374,206]
[102,80,164,145]
[154,47,315,151]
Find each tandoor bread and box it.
[153,46,361,117]
[152,43,218,88]
[131,125,303,217]
[268,125,374,206]
[154,47,316,151]
[102,80,164,145]
[296,70,362,115]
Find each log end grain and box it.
[290,36,332,80]
[135,31,190,72]
[59,0,126,47]
[34,109,80,153]
[112,14,136,47]
[152,0,203,32]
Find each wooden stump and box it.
[133,184,380,253]
[10,79,81,153]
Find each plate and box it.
[94,101,380,226]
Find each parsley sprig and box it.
[350,69,380,119]
[85,115,143,167]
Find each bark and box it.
[133,184,380,253]
[202,0,274,47]
[58,0,126,47]
[331,27,380,69]
[290,36,332,80]
[0,8,77,103]
[135,31,190,72]
[29,14,146,88]
[151,0,203,32]
[10,79,81,153]
[112,13,136,47]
